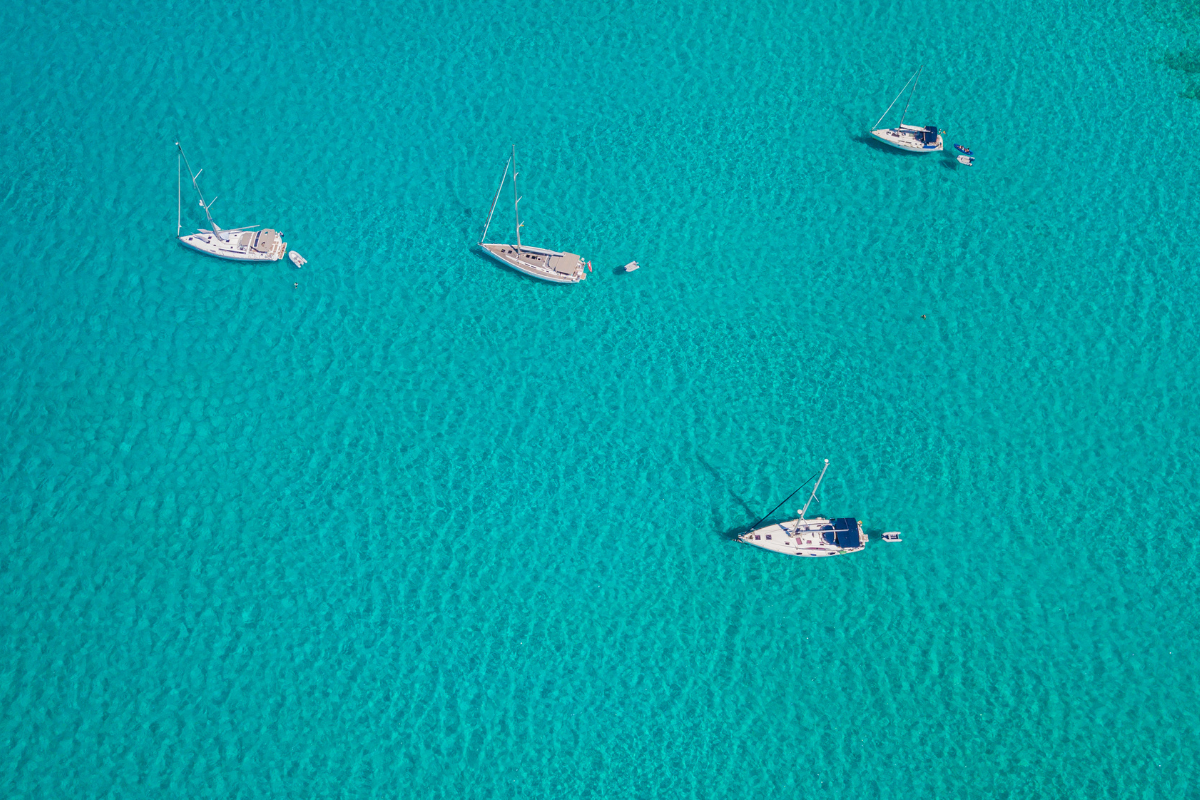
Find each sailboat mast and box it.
[176,142,219,234]
[512,144,522,254]
[899,65,923,128]
[479,156,510,245]
[799,459,830,519]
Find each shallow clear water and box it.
[2,0,1199,796]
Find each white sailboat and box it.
[476,146,586,284]
[175,142,287,262]
[738,460,868,558]
[870,66,943,153]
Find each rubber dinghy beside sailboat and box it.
[174,142,287,262]
[476,146,586,284]
[738,460,867,558]
[870,66,943,153]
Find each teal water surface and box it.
[2,0,1199,797]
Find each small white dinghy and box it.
[289,251,307,268]
[622,260,640,272]
[882,531,903,542]
[956,155,975,166]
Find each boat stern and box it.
[253,228,287,261]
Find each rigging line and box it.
[744,466,824,533]
[175,142,217,231]
[872,66,919,129]
[479,156,511,244]
[512,144,522,254]
[899,65,923,128]
[175,143,203,203]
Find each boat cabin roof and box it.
[547,252,580,276]
[252,229,280,253]
[831,518,859,548]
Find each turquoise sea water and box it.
[3,0,1200,796]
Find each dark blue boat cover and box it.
[832,518,859,548]
[920,126,938,144]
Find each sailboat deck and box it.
[481,243,585,284]
[739,517,866,558]
[179,228,287,262]
[870,126,943,152]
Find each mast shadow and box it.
[717,524,748,542]
[697,454,758,541]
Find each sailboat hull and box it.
[870,127,943,153]
[738,517,867,558]
[479,243,585,284]
[178,230,287,262]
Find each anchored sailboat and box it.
[174,142,287,262]
[738,460,868,558]
[870,66,943,153]
[476,146,586,284]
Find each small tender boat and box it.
[289,251,307,268]
[869,66,943,153]
[738,459,867,558]
[954,144,973,156]
[882,531,902,542]
[956,155,975,166]
[622,261,640,272]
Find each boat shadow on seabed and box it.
[697,455,761,541]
